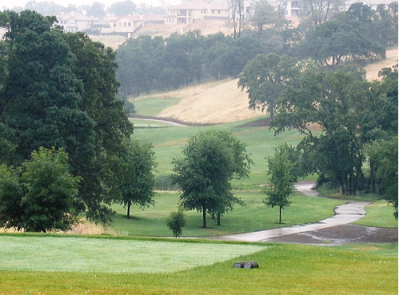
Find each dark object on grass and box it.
[233,262,246,268]
[244,261,259,269]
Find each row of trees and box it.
[115,2,397,97]
[239,53,398,217]
[171,63,398,226]
[0,10,157,231]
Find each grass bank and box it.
[0,236,397,294]
[109,191,344,237]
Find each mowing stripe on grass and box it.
[0,236,266,274]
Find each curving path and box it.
[212,182,397,245]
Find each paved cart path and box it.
[211,182,397,244]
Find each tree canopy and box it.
[264,144,301,224]
[0,147,80,232]
[0,10,134,225]
[172,130,252,228]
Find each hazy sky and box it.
[2,0,181,9]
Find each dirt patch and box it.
[266,224,398,244]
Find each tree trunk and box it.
[279,205,282,224]
[202,203,207,228]
[217,212,221,226]
[127,201,131,219]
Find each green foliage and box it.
[0,147,80,232]
[238,53,302,119]
[172,129,252,228]
[110,191,345,237]
[264,143,300,223]
[365,138,398,219]
[64,32,134,223]
[119,139,157,218]
[0,165,23,228]
[0,11,134,224]
[299,18,385,67]
[166,208,186,238]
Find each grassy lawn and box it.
[110,191,344,237]
[0,236,397,294]
[130,119,306,190]
[132,96,181,116]
[354,200,398,228]
[0,235,265,273]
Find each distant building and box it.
[165,1,230,24]
[57,12,97,33]
[276,0,397,17]
[100,14,165,36]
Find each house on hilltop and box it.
[57,12,97,32]
[99,14,165,36]
[165,1,230,24]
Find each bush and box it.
[166,208,186,238]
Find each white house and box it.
[57,12,97,33]
[165,1,230,24]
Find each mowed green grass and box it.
[110,191,345,237]
[0,236,265,273]
[130,118,306,190]
[133,96,181,116]
[354,200,398,228]
[0,237,397,294]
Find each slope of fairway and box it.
[0,236,265,273]
[0,241,397,294]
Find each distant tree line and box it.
[115,2,398,97]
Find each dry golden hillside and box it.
[156,48,398,124]
[147,78,263,124]
[365,47,398,80]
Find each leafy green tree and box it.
[271,68,389,194]
[264,144,300,224]
[0,164,23,229]
[299,18,385,67]
[166,208,186,238]
[19,147,80,232]
[238,53,300,119]
[251,0,279,34]
[116,35,164,96]
[365,138,398,219]
[0,147,80,232]
[0,11,133,224]
[0,123,20,166]
[119,139,157,219]
[63,32,134,223]
[172,130,252,228]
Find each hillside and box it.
[139,78,263,124]
[138,47,398,124]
